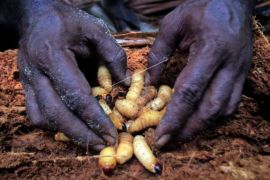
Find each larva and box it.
[112,108,126,130]
[54,132,70,142]
[97,64,112,92]
[91,86,107,98]
[126,69,145,101]
[147,85,172,111]
[115,99,140,119]
[99,99,125,130]
[116,132,134,164]
[136,86,157,107]
[128,109,165,133]
[99,146,117,175]
[112,108,125,122]
[99,99,112,115]
[125,120,134,130]
[133,135,162,174]
[108,112,126,131]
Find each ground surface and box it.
[0,29,270,179]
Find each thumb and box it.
[148,7,184,84]
[83,16,130,86]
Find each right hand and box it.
[19,1,128,151]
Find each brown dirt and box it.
[1,26,270,179]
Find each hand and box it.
[18,1,128,151]
[148,0,254,148]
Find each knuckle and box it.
[70,134,88,147]
[111,47,126,64]
[201,100,223,121]
[214,35,239,49]
[64,92,89,111]
[206,36,237,56]
[42,109,59,131]
[63,92,100,121]
[175,85,201,107]
[207,38,227,53]
[27,40,53,67]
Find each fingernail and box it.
[103,134,116,145]
[144,73,151,86]
[155,134,171,149]
[93,144,106,152]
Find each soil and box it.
[0,25,270,179]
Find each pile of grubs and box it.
[54,62,173,175]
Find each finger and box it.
[82,17,130,85]
[18,55,48,129]
[177,66,235,142]
[223,74,246,117]
[155,40,226,149]
[34,48,117,145]
[148,7,184,84]
[23,82,48,129]
[223,58,252,117]
[177,45,253,141]
[223,48,252,117]
[31,71,106,151]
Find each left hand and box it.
[148,0,254,148]
[18,0,129,151]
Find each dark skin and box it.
[150,0,254,148]
[0,0,254,151]
[1,0,129,151]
